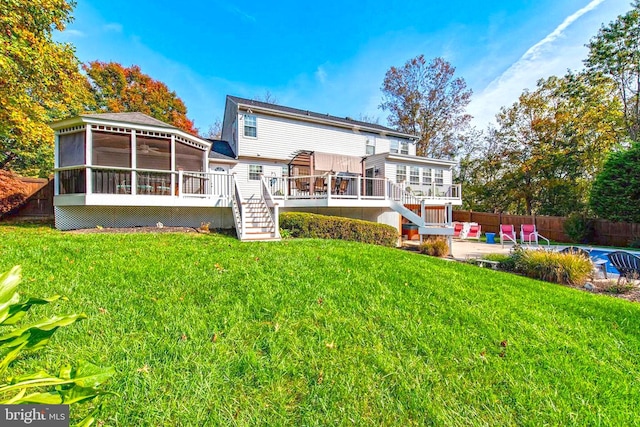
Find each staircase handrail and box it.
[260,175,280,238]
[230,174,245,240]
[387,179,422,206]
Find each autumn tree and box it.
[83,61,198,134]
[0,0,92,177]
[464,73,623,215]
[585,0,640,140]
[379,55,472,159]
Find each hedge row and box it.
[279,212,398,247]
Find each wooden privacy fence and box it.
[453,210,640,247]
[2,177,54,220]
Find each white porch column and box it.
[54,132,60,196]
[326,175,332,201]
[85,125,92,194]
[170,135,176,196]
[131,130,137,195]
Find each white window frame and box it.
[249,164,263,180]
[422,167,433,185]
[409,166,420,185]
[396,165,406,183]
[366,136,376,155]
[435,169,444,185]
[400,141,409,155]
[244,114,257,138]
[281,165,289,177]
[390,140,399,154]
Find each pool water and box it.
[587,248,640,275]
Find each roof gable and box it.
[80,112,177,129]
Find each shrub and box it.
[419,237,449,257]
[279,212,398,247]
[0,170,29,216]
[563,213,594,243]
[513,250,593,285]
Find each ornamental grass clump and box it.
[419,237,449,257]
[514,250,593,285]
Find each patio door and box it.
[365,168,374,196]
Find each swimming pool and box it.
[587,248,640,275]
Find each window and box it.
[422,168,433,185]
[244,114,257,137]
[435,169,444,185]
[390,140,399,154]
[400,141,409,155]
[249,164,263,180]
[175,141,203,172]
[409,167,420,185]
[396,165,406,183]
[281,165,289,177]
[366,136,376,155]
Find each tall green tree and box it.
[0,0,92,177]
[83,61,198,135]
[586,0,640,141]
[590,142,640,222]
[379,55,472,159]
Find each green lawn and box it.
[1,225,639,425]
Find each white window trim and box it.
[409,166,420,185]
[396,165,406,183]
[366,136,376,155]
[243,114,257,138]
[400,141,409,155]
[249,164,263,180]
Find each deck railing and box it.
[55,166,234,202]
[268,175,461,203]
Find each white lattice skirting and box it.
[55,206,235,231]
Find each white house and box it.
[51,96,462,241]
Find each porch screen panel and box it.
[59,132,85,167]
[137,136,170,170]
[175,142,204,172]
[92,131,131,167]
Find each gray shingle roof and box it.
[81,112,177,129]
[227,95,414,138]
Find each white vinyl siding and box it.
[244,114,257,138]
[237,113,406,160]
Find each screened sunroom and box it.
[52,113,233,207]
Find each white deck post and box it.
[178,169,183,198]
[327,175,332,201]
[131,130,137,196]
[85,125,92,194]
[170,135,176,196]
[357,176,361,199]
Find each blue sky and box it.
[57,0,631,133]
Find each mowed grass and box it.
[1,225,639,426]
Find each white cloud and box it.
[315,66,328,84]
[468,0,625,129]
[103,23,123,33]
[64,29,85,38]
